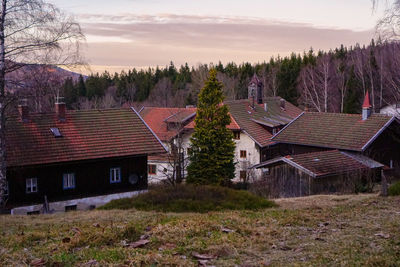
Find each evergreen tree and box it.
[63,77,78,107]
[187,69,236,185]
[77,75,86,97]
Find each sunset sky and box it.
[49,0,385,74]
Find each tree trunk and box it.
[0,0,7,209]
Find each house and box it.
[139,107,197,183]
[271,92,400,174]
[141,74,302,182]
[5,101,166,214]
[253,150,383,198]
[380,103,400,118]
[253,92,400,197]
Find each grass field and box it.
[1,194,399,266]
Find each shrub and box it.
[99,184,276,213]
[389,181,400,196]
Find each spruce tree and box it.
[187,69,236,185]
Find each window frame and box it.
[63,173,76,190]
[240,150,247,159]
[240,170,247,180]
[148,164,157,175]
[110,167,122,183]
[26,178,38,194]
[233,131,240,140]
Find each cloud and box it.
[79,14,374,68]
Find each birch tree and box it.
[0,0,84,208]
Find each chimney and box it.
[55,97,66,122]
[264,103,268,112]
[362,91,372,120]
[18,99,29,123]
[280,99,286,110]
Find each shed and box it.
[252,150,383,198]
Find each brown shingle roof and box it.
[254,150,377,178]
[225,98,302,147]
[6,108,166,167]
[272,112,395,152]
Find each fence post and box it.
[381,169,388,197]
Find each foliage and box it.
[388,181,400,196]
[99,184,276,212]
[186,69,236,185]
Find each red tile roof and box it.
[255,150,376,178]
[184,113,240,130]
[6,108,166,167]
[226,98,302,147]
[140,107,196,142]
[272,112,395,151]
[141,97,301,148]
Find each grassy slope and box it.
[1,194,399,266]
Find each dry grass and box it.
[1,194,400,266]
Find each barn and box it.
[253,150,383,198]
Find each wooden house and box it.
[271,92,400,175]
[252,92,400,198]
[5,102,166,214]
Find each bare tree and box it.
[375,0,400,40]
[217,72,237,100]
[299,53,338,112]
[148,77,173,107]
[334,57,349,113]
[0,0,84,208]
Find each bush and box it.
[99,184,276,213]
[389,181,400,196]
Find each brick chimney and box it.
[362,91,372,120]
[18,99,29,123]
[55,97,66,122]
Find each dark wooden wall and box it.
[258,163,380,198]
[6,155,148,208]
[365,122,400,176]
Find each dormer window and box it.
[50,127,62,137]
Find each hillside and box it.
[0,194,399,266]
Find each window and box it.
[240,150,247,158]
[262,167,270,175]
[63,173,75,189]
[390,159,394,169]
[50,127,62,137]
[26,178,38,193]
[272,128,277,135]
[148,164,157,175]
[240,171,247,181]
[233,131,240,140]
[110,167,121,183]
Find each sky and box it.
[49,0,385,74]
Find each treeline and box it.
[24,39,400,113]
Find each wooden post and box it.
[381,169,388,197]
